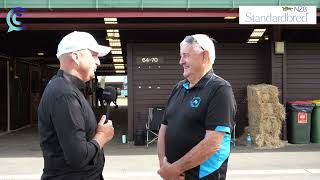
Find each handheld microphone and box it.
[101,86,117,123]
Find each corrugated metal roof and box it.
[1,0,319,9]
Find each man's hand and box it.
[157,157,182,180]
[93,115,114,149]
[158,124,167,169]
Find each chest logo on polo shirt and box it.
[190,97,201,108]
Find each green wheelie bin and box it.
[287,101,314,144]
[311,100,320,143]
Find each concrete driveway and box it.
[0,127,319,180]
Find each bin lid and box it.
[311,100,320,106]
[287,101,313,105]
[287,101,315,112]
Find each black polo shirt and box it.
[38,70,104,180]
[163,69,236,179]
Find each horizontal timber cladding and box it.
[0,60,8,131]
[270,41,284,103]
[129,43,268,137]
[286,43,320,102]
[130,44,182,134]
[215,43,269,136]
[10,60,31,130]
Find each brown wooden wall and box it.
[214,43,269,136]
[128,43,269,139]
[271,42,285,103]
[29,66,42,125]
[128,44,182,140]
[0,59,8,131]
[286,43,320,101]
[0,56,57,131]
[9,60,31,130]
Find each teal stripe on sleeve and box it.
[215,126,231,134]
[199,127,231,178]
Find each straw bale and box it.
[254,134,284,149]
[251,103,274,117]
[274,103,286,121]
[247,84,279,104]
[254,134,265,147]
[246,84,286,149]
[250,117,281,137]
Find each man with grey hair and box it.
[38,31,114,180]
[157,34,236,180]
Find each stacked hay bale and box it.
[247,84,286,149]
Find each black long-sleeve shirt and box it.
[38,70,104,180]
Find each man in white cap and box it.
[157,34,236,180]
[38,31,114,180]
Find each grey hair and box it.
[181,35,215,65]
[182,35,204,52]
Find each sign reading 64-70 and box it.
[136,57,163,64]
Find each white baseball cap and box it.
[56,31,111,58]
